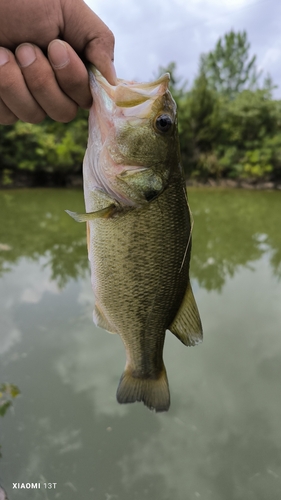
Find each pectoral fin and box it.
[65,204,117,222]
[169,281,203,346]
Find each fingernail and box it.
[0,47,9,66]
[48,40,70,69]
[16,43,36,67]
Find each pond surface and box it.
[0,188,281,500]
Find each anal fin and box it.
[169,281,203,346]
[93,304,117,334]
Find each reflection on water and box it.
[1,188,280,290]
[0,188,281,500]
[0,189,88,287]
[0,384,20,419]
[189,189,281,290]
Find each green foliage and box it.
[189,189,281,290]
[220,89,279,144]
[181,88,281,181]
[0,383,20,417]
[0,189,88,287]
[210,89,281,180]
[177,72,280,182]
[0,109,88,186]
[176,73,222,177]
[200,30,262,99]
[0,31,281,186]
[158,46,281,182]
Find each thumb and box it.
[61,0,117,85]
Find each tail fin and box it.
[116,367,170,412]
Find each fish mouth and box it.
[88,65,171,117]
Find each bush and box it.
[0,110,88,186]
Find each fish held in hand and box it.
[66,67,202,412]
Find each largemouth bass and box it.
[66,68,202,412]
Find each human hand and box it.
[0,0,116,124]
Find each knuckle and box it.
[15,104,46,125]
[61,78,81,95]
[102,29,115,52]
[0,76,18,93]
[105,28,115,46]
[60,81,92,108]
[28,74,48,92]
[55,105,78,123]
[109,29,115,46]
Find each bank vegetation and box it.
[1,30,281,188]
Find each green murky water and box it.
[0,188,281,500]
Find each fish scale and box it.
[91,183,186,332]
[66,68,202,412]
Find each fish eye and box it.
[155,114,173,133]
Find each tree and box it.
[0,109,88,186]
[176,72,223,177]
[200,30,261,99]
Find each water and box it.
[0,188,281,500]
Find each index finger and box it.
[61,0,117,85]
[85,35,117,86]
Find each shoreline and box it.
[1,175,281,191]
[186,178,281,190]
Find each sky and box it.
[85,0,281,97]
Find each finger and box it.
[0,47,46,123]
[16,43,78,122]
[85,34,117,86]
[0,97,18,125]
[48,40,92,109]
[61,0,117,85]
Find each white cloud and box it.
[0,321,21,355]
[260,47,281,68]
[85,0,281,96]
[20,276,59,304]
[0,257,60,357]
